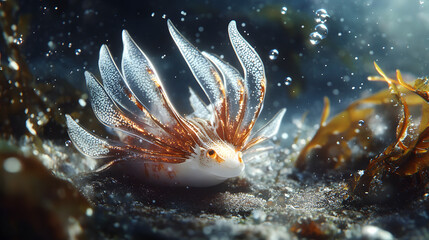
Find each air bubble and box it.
[309,32,323,45]
[65,140,72,147]
[86,208,93,217]
[358,120,365,126]
[13,36,23,45]
[285,77,292,85]
[268,49,279,60]
[8,58,19,70]
[281,6,288,15]
[314,24,328,38]
[78,98,87,107]
[281,133,289,139]
[3,157,22,173]
[47,41,56,49]
[315,9,330,23]
[75,49,82,55]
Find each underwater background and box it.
[2,0,429,239]
[11,0,429,143]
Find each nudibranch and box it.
[65,20,286,187]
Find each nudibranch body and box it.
[66,20,285,187]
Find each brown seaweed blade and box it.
[396,69,429,102]
[295,97,374,171]
[293,70,425,172]
[396,127,429,176]
[349,63,429,197]
[373,63,411,150]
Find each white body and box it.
[139,161,242,187]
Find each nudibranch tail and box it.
[66,20,285,186]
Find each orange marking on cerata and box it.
[126,91,145,111]
[146,66,154,75]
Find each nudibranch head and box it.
[197,141,244,178]
[65,20,285,187]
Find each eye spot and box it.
[207,149,216,158]
[206,149,224,163]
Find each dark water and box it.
[14,0,429,142]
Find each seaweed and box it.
[294,84,418,172]
[296,62,429,203]
[295,95,375,172]
[348,63,429,200]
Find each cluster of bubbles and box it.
[268,49,279,60]
[309,9,330,45]
[13,35,23,45]
[276,76,293,87]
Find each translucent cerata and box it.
[66,20,286,187]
